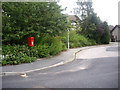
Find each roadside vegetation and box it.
[1,1,110,65]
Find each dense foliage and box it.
[69,30,96,48]
[2,36,67,65]
[2,2,69,65]
[100,22,110,44]
[2,2,107,66]
[2,2,68,45]
[74,0,110,44]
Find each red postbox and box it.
[28,37,34,47]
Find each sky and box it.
[58,0,119,26]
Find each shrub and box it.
[69,30,96,48]
[2,36,67,65]
[37,45,50,58]
[2,32,96,66]
[2,53,36,65]
[49,37,63,55]
[2,45,37,65]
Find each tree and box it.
[100,22,110,44]
[2,2,68,45]
[74,0,110,44]
[78,13,101,41]
[74,0,94,20]
[74,0,100,41]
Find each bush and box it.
[2,32,96,66]
[69,30,96,48]
[49,37,64,55]
[37,45,50,58]
[2,36,67,65]
[2,53,36,65]
[2,45,37,65]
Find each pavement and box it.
[1,42,118,76]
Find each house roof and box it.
[110,25,120,33]
[68,15,78,22]
[65,14,81,23]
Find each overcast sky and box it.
[58,0,119,26]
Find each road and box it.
[2,43,119,88]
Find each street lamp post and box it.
[63,14,70,49]
[67,29,70,49]
[63,7,70,49]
